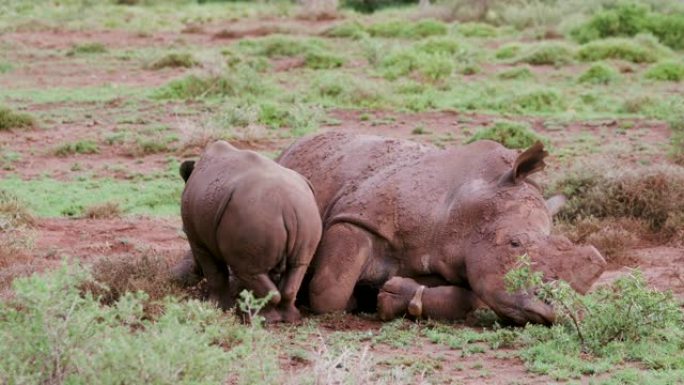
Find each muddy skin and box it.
[176,140,322,323]
[277,132,606,325]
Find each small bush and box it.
[576,37,669,63]
[466,120,547,149]
[324,20,367,39]
[495,43,522,60]
[0,106,35,131]
[553,163,684,237]
[507,88,565,114]
[414,36,463,56]
[238,35,325,58]
[0,264,277,385]
[644,60,684,82]
[418,53,454,81]
[378,48,420,80]
[570,3,684,50]
[367,19,447,39]
[0,190,34,231]
[456,22,498,37]
[149,53,197,70]
[516,42,575,66]
[578,62,620,84]
[54,140,100,156]
[497,66,534,80]
[305,49,345,69]
[66,42,107,56]
[309,72,386,108]
[82,202,122,219]
[154,66,270,100]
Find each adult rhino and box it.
[178,141,322,322]
[277,132,606,325]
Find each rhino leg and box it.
[277,264,308,323]
[234,272,283,323]
[378,276,480,321]
[191,245,233,310]
[170,250,203,287]
[308,223,373,314]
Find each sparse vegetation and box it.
[0,106,35,130]
[82,201,122,219]
[576,37,670,63]
[516,42,575,66]
[366,19,448,39]
[54,140,100,156]
[66,42,107,56]
[149,53,197,70]
[644,60,684,82]
[578,62,619,84]
[466,120,547,149]
[497,66,534,80]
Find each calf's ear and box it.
[545,194,567,216]
[499,141,548,186]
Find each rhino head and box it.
[451,142,606,325]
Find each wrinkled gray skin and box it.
[178,141,322,322]
[277,132,606,325]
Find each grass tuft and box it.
[577,62,619,84]
[456,22,498,38]
[644,60,684,82]
[497,66,534,80]
[466,120,547,149]
[82,202,122,219]
[516,42,575,66]
[154,66,270,100]
[0,106,35,131]
[576,37,670,63]
[54,140,100,156]
[323,20,368,39]
[553,162,684,239]
[366,19,448,39]
[66,42,107,56]
[149,53,198,70]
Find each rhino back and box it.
[279,133,516,253]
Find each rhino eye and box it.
[510,239,522,248]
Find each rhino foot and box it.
[377,277,422,321]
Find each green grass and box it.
[0,264,281,385]
[644,60,684,82]
[1,175,182,217]
[456,22,498,38]
[466,120,547,149]
[66,42,107,56]
[154,66,271,100]
[516,42,575,66]
[366,19,448,39]
[54,140,99,156]
[148,52,197,70]
[497,66,534,80]
[576,37,671,63]
[0,62,12,73]
[0,105,35,130]
[578,62,620,84]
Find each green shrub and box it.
[578,62,620,84]
[570,3,684,50]
[324,20,367,39]
[309,72,385,108]
[466,120,547,149]
[644,60,684,82]
[495,43,522,60]
[456,22,498,37]
[497,66,534,80]
[154,66,270,100]
[507,88,565,113]
[0,62,12,73]
[54,140,100,156]
[516,42,575,66]
[418,54,454,81]
[378,48,420,79]
[149,53,197,70]
[504,255,683,375]
[238,35,325,57]
[0,106,35,131]
[304,49,345,69]
[367,19,448,39]
[0,264,281,385]
[576,37,669,63]
[414,36,463,55]
[66,42,107,56]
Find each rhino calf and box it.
[177,141,322,322]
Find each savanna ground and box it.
[1,0,684,384]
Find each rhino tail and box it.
[179,160,195,183]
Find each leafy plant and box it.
[644,60,684,82]
[578,62,620,84]
[466,120,547,149]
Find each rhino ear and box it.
[499,141,548,186]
